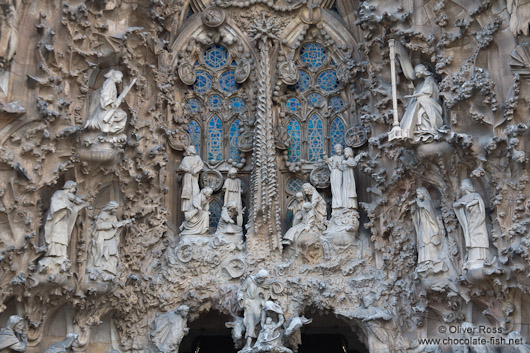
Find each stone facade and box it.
[1,0,530,352]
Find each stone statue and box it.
[223,167,243,226]
[88,201,133,281]
[178,62,196,85]
[179,145,204,212]
[42,333,78,353]
[288,192,305,227]
[255,301,286,351]
[453,179,490,270]
[302,183,327,230]
[215,201,243,243]
[342,147,358,210]
[325,144,344,209]
[44,181,87,258]
[283,202,314,246]
[84,70,134,135]
[150,305,189,353]
[0,0,18,68]
[179,187,213,236]
[412,187,443,272]
[0,316,26,353]
[400,64,443,143]
[237,269,269,349]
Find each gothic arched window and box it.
[207,116,223,162]
[308,114,324,161]
[287,118,301,162]
[330,117,346,148]
[229,119,241,162]
[209,199,222,233]
[188,120,201,153]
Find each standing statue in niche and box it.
[44,181,87,259]
[324,144,344,209]
[412,187,444,273]
[179,187,213,237]
[87,201,133,281]
[453,179,490,270]
[342,147,358,210]
[180,145,204,212]
[0,315,26,353]
[215,201,243,243]
[223,168,243,226]
[150,305,190,353]
[400,64,443,143]
[84,70,135,135]
[237,269,270,350]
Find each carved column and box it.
[247,16,282,256]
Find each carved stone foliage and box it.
[1,0,530,352]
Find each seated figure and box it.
[215,201,243,243]
[180,187,213,236]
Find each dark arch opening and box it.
[179,310,237,353]
[299,310,369,353]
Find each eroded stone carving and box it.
[180,187,213,237]
[0,316,26,353]
[237,269,269,349]
[180,145,205,212]
[150,305,189,353]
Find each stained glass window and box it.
[296,70,311,92]
[317,70,338,92]
[185,98,201,113]
[208,94,222,110]
[308,114,324,161]
[230,97,245,113]
[330,117,346,148]
[229,119,241,162]
[188,120,201,153]
[203,45,229,70]
[219,70,239,94]
[286,98,301,112]
[286,177,303,195]
[300,43,327,70]
[307,93,323,108]
[209,199,222,232]
[193,70,212,93]
[287,118,301,162]
[329,96,345,112]
[207,115,223,162]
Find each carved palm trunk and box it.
[248,36,282,256]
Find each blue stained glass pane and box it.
[330,96,345,112]
[229,119,241,162]
[308,114,324,161]
[188,120,201,153]
[300,43,327,70]
[286,98,300,112]
[317,70,338,92]
[208,94,222,110]
[230,97,245,113]
[219,70,239,94]
[286,178,303,194]
[185,98,201,113]
[307,93,323,108]
[330,117,345,148]
[203,45,229,70]
[194,71,212,93]
[209,199,222,232]
[296,70,311,92]
[207,115,223,162]
[287,119,301,162]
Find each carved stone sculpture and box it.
[178,62,196,86]
[412,187,444,273]
[215,201,244,243]
[237,269,269,349]
[400,64,443,143]
[84,70,133,135]
[283,202,314,246]
[301,183,326,230]
[42,333,78,353]
[87,201,133,281]
[342,147,358,210]
[454,179,490,270]
[288,192,304,227]
[253,301,291,353]
[0,0,17,69]
[223,168,243,226]
[150,305,189,353]
[180,145,204,212]
[44,181,87,259]
[235,59,251,83]
[179,187,213,237]
[0,316,26,353]
[325,144,344,209]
